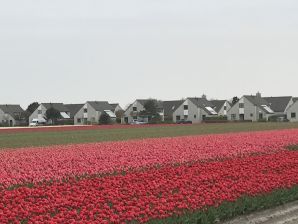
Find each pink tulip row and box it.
[1,129,298,186]
[2,150,298,223]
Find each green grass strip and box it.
[1,122,298,149]
[147,186,298,224]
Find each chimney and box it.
[202,94,207,99]
[256,92,261,98]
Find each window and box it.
[259,113,263,120]
[133,116,137,120]
[133,107,137,112]
[83,108,87,113]
[231,114,236,120]
[224,106,227,110]
[239,103,244,108]
[176,115,181,121]
[38,110,42,114]
[250,113,253,117]
[184,115,188,120]
[202,115,206,120]
[184,105,188,110]
[14,112,20,117]
[291,113,296,118]
[194,114,197,119]
[77,118,81,123]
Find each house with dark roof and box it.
[210,100,231,117]
[263,97,293,114]
[263,96,293,121]
[227,93,275,121]
[29,103,71,124]
[109,103,123,114]
[162,100,184,122]
[170,97,218,123]
[122,99,163,124]
[0,104,25,126]
[64,104,84,119]
[74,101,116,125]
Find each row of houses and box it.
[122,97,231,124]
[1,93,298,126]
[28,102,123,125]
[122,93,298,124]
[0,102,123,127]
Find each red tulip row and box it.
[1,150,298,223]
[1,129,298,186]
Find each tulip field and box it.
[1,125,298,223]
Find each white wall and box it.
[287,101,298,122]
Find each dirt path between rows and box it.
[222,201,298,224]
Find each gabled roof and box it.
[243,96,274,114]
[0,105,24,119]
[188,97,217,115]
[87,101,113,112]
[65,104,84,118]
[210,100,228,113]
[263,96,292,113]
[163,100,184,116]
[42,103,69,112]
[109,103,123,111]
[293,97,298,103]
[244,95,269,107]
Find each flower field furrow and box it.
[1,151,298,223]
[0,124,179,134]
[1,129,298,186]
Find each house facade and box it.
[109,104,123,114]
[122,99,163,124]
[227,94,274,121]
[29,103,71,124]
[162,100,184,122]
[210,100,231,117]
[172,98,218,123]
[263,96,293,121]
[74,101,116,125]
[287,100,298,122]
[0,105,25,127]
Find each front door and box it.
[9,120,13,127]
[239,114,244,120]
[259,113,263,120]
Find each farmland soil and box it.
[222,200,298,224]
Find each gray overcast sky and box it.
[1,0,298,109]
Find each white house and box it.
[0,104,25,127]
[109,103,123,114]
[227,93,275,121]
[287,98,298,122]
[29,103,71,124]
[172,97,218,123]
[210,100,231,117]
[122,99,163,124]
[74,101,116,125]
